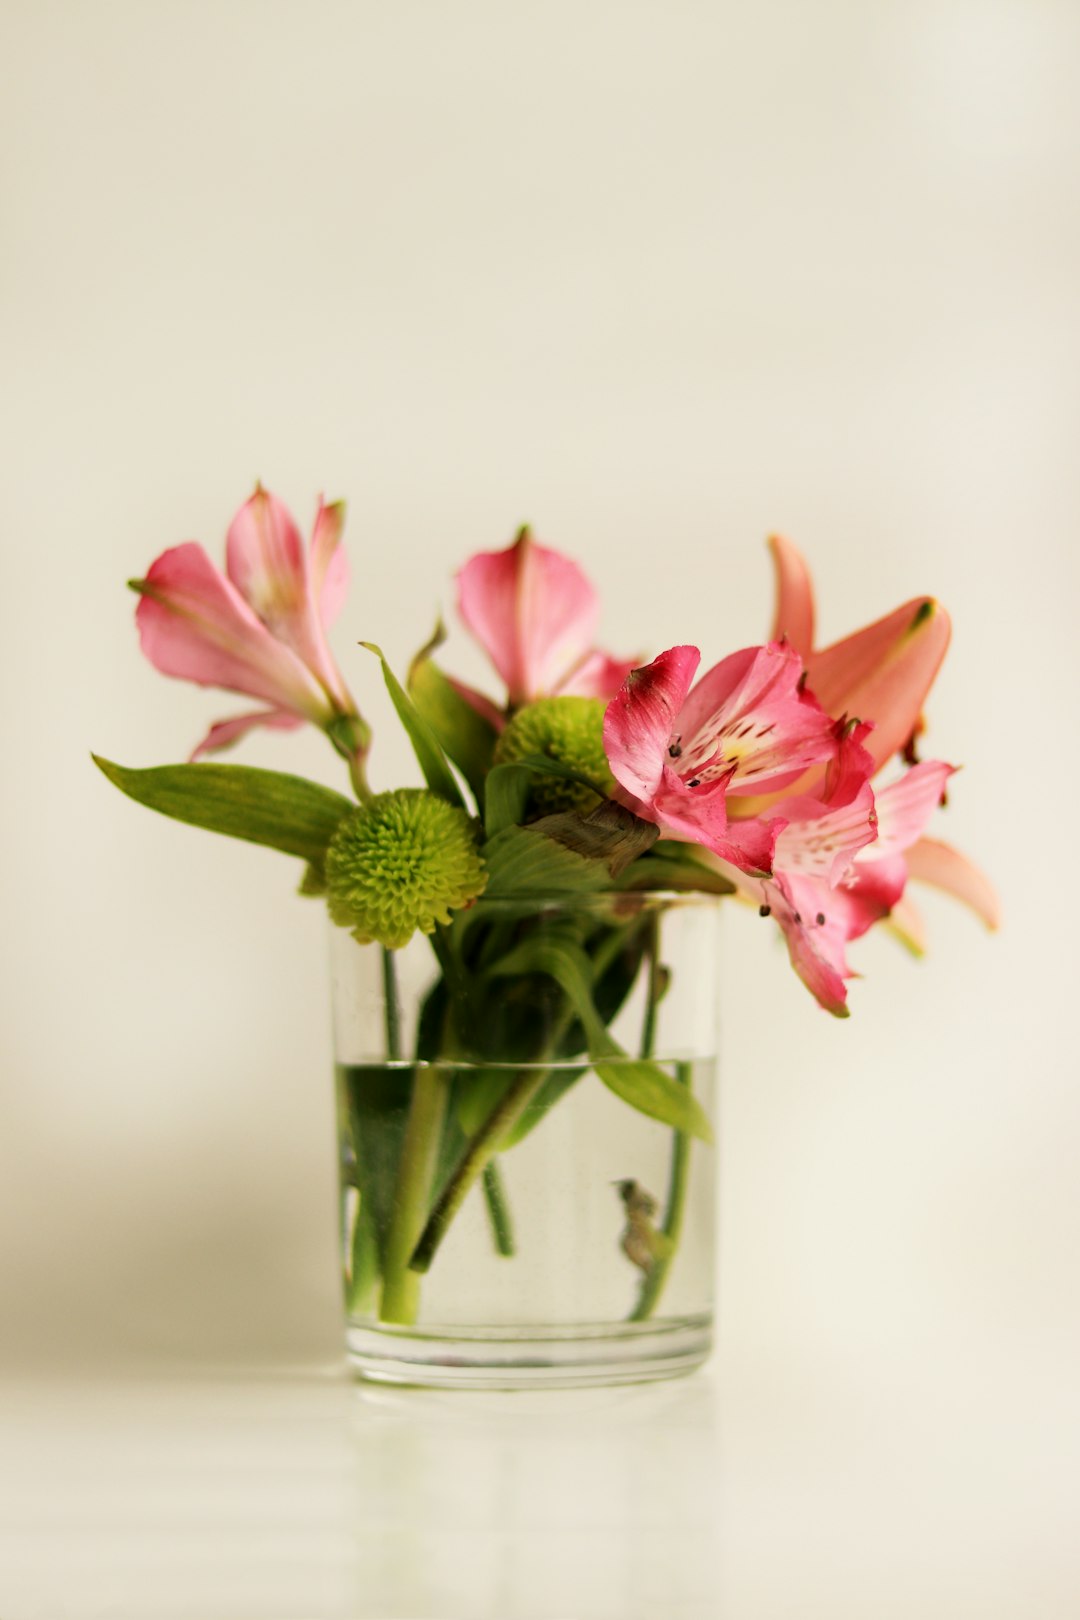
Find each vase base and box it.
[344,1315,712,1390]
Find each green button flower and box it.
[493,695,614,816]
[326,789,487,949]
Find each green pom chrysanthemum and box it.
[493,696,615,816]
[325,789,487,949]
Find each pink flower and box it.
[766,533,999,933]
[456,527,634,713]
[603,534,999,1016]
[603,641,840,875]
[761,740,958,1015]
[131,486,367,765]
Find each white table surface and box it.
[1,1342,1075,1620]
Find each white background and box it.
[1,3,1078,1616]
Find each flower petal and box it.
[767,873,855,1017]
[603,646,701,805]
[858,760,954,862]
[885,892,928,956]
[806,598,951,773]
[677,642,838,796]
[190,708,305,760]
[845,853,910,928]
[133,543,331,721]
[556,648,639,700]
[225,486,353,708]
[905,836,1001,930]
[447,675,508,732]
[651,765,783,875]
[457,529,600,704]
[772,779,878,887]
[767,533,815,657]
[310,498,349,625]
[226,485,308,626]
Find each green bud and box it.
[325,789,487,950]
[493,696,614,816]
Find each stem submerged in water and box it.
[482,1160,515,1256]
[629,1059,693,1322]
[376,943,444,1325]
[379,1064,450,1323]
[409,1063,550,1274]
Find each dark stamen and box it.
[688,778,701,788]
[816,912,825,927]
[759,904,771,917]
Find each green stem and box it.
[482,1160,515,1256]
[381,948,402,1062]
[408,919,641,1278]
[409,1063,550,1274]
[378,1064,451,1323]
[347,751,372,802]
[629,1059,693,1322]
[376,926,458,1321]
[344,1194,381,1316]
[639,913,662,1061]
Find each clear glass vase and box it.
[330,891,721,1389]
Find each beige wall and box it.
[1,0,1077,1399]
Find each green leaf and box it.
[408,623,497,806]
[361,642,465,809]
[590,1059,711,1142]
[529,801,658,877]
[93,756,353,874]
[488,934,713,1143]
[483,763,531,836]
[297,862,327,897]
[482,824,613,897]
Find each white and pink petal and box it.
[676,642,838,797]
[133,543,332,722]
[858,760,954,863]
[457,529,600,705]
[189,708,305,760]
[603,646,701,805]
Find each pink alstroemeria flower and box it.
[760,735,958,1015]
[766,533,999,933]
[603,641,840,875]
[456,527,634,715]
[131,486,367,768]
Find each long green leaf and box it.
[408,626,497,806]
[93,756,353,873]
[489,935,713,1142]
[361,642,464,809]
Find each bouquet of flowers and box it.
[97,487,996,1366]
